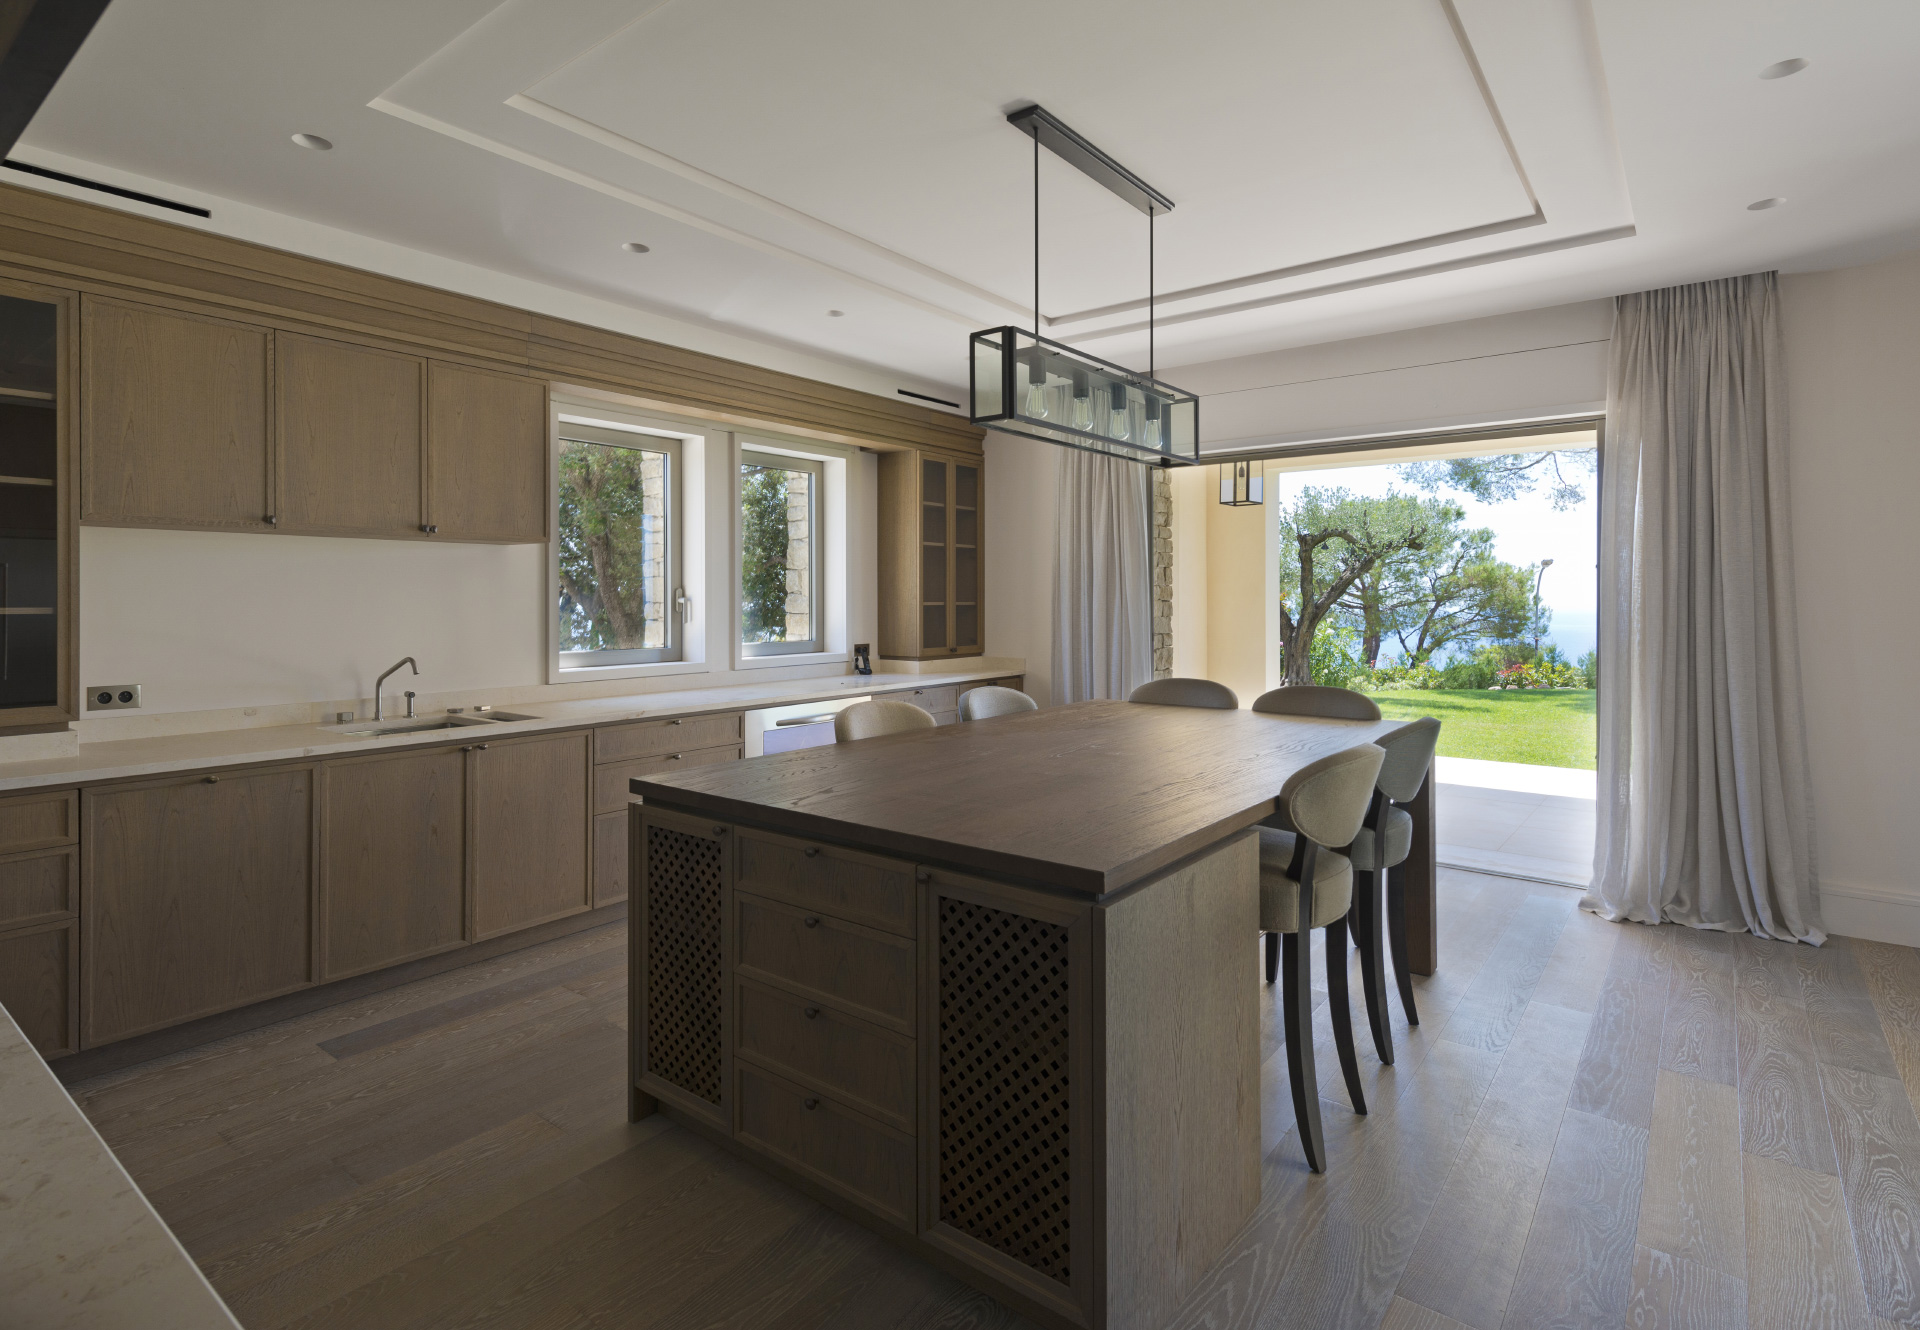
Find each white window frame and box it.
[549,404,704,682]
[738,446,824,658]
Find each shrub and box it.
[1577,649,1599,689]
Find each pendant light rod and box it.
[1006,104,1173,217]
[1033,128,1040,337]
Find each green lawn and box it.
[1365,689,1597,770]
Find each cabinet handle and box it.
[669,718,683,726]
[668,754,682,761]
[203,775,219,784]
[711,824,728,837]
[802,915,820,929]
[803,1097,820,1111]
[264,514,277,527]
[915,869,931,883]
[419,523,438,535]
[803,1006,820,1020]
[802,846,820,858]
[463,743,488,752]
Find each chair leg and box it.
[1386,863,1421,1026]
[1351,868,1395,1065]
[1282,930,1325,1174]
[1323,916,1368,1116]
[1264,930,1278,985]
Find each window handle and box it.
[674,587,691,622]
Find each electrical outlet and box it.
[87,684,142,710]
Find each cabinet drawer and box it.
[735,1062,914,1229]
[0,918,76,1058]
[0,845,76,929]
[596,712,743,764]
[0,788,77,854]
[735,829,915,937]
[595,744,741,813]
[735,892,916,1032]
[736,977,914,1130]
[892,684,956,714]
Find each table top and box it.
[633,699,1404,896]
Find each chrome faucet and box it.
[374,657,418,722]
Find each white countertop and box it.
[0,1004,241,1330]
[0,668,1016,793]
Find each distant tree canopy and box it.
[740,464,794,642]
[1395,449,1597,512]
[1279,487,1539,684]
[557,441,659,651]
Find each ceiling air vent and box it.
[2,160,211,218]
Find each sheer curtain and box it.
[1052,448,1153,704]
[1584,271,1822,942]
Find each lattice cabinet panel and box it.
[937,895,1072,1286]
[643,820,726,1107]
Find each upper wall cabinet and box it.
[77,297,549,544]
[427,362,548,543]
[81,296,273,531]
[877,449,983,661]
[0,278,75,728]
[277,332,425,538]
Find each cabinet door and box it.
[321,745,466,979]
[0,919,76,1057]
[277,333,425,537]
[81,297,272,530]
[470,731,590,938]
[83,767,314,1046]
[952,460,981,653]
[918,456,949,653]
[426,362,547,543]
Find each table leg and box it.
[1404,765,1436,976]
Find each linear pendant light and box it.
[968,104,1199,466]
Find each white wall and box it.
[1780,250,1920,944]
[1173,300,1611,451]
[982,431,1059,705]
[79,444,880,723]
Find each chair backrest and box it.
[1128,677,1239,709]
[1250,685,1381,721]
[1279,744,1386,849]
[1375,717,1441,802]
[959,686,1037,722]
[834,699,937,743]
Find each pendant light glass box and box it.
[1218,458,1263,506]
[970,326,1198,465]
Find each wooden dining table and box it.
[627,698,1436,1330]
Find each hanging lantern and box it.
[1218,457,1263,506]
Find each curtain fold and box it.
[1051,449,1153,705]
[1584,271,1822,942]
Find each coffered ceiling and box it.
[17,0,1920,396]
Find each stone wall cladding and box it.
[1151,467,1172,680]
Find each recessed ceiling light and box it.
[621,241,651,253]
[826,309,845,318]
[1759,58,1809,80]
[290,133,333,151]
[1748,197,1786,211]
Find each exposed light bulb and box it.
[1070,370,1093,430]
[1143,397,1163,450]
[1106,384,1131,441]
[1023,355,1050,419]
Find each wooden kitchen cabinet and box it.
[277,332,426,538]
[80,296,273,531]
[0,918,76,1057]
[470,731,590,938]
[320,745,466,980]
[82,767,314,1046]
[877,449,982,660]
[427,361,548,543]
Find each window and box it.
[555,419,681,668]
[739,448,822,657]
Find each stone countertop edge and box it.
[0,668,1020,793]
[0,1003,243,1330]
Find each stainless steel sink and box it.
[473,710,539,722]
[335,716,496,737]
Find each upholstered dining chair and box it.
[1127,677,1239,709]
[833,699,936,743]
[1251,684,1381,722]
[958,686,1037,721]
[1347,718,1442,1041]
[1259,741,1386,1174]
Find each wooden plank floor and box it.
[65,869,1920,1330]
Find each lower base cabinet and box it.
[472,731,591,938]
[321,746,467,980]
[0,918,76,1056]
[82,768,315,1047]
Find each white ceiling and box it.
[18,0,1920,397]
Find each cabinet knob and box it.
[463,743,488,752]
[803,1006,820,1020]
[711,824,728,837]
[264,514,277,527]
[802,846,820,858]
[802,915,820,929]
[203,775,219,784]
[419,523,438,535]
[803,1097,820,1111]
[668,754,682,761]
[669,719,683,726]
[915,869,931,883]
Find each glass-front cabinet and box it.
[0,280,72,726]
[878,448,983,661]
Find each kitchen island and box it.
[629,699,1422,1330]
